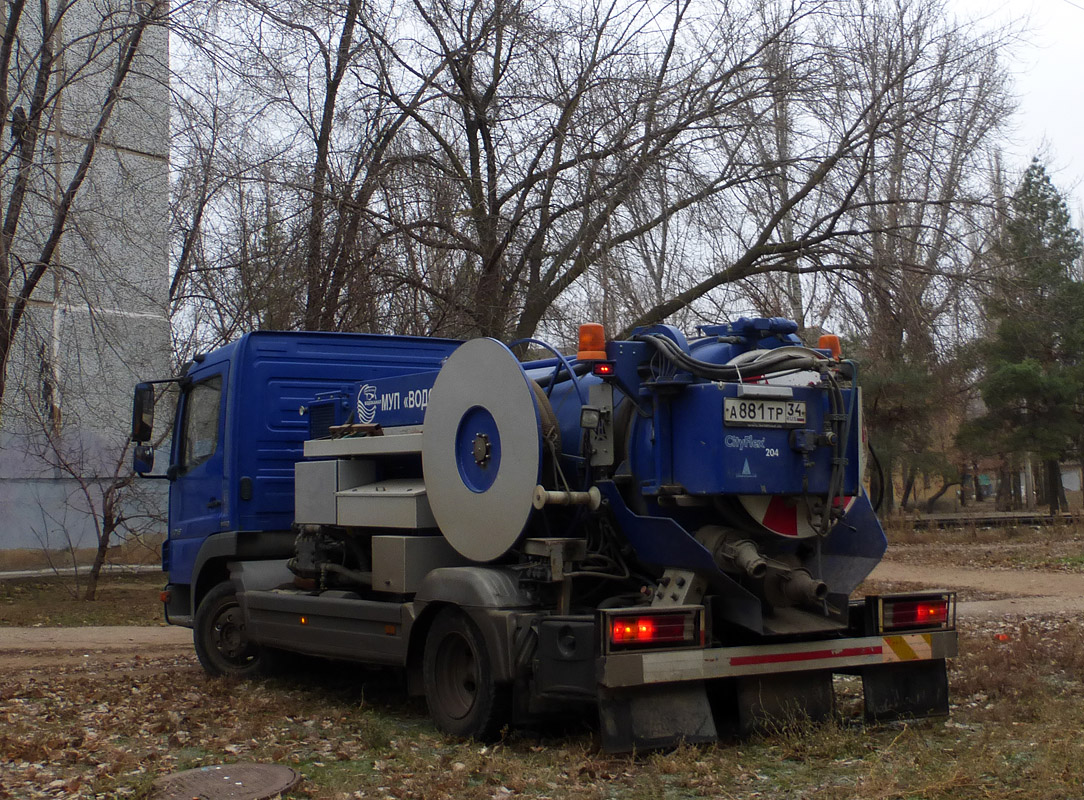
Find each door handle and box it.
[207,497,222,509]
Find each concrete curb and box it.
[0,564,161,581]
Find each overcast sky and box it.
[962,0,1084,220]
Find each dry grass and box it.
[3,613,1084,798]
[883,521,1084,571]
[953,618,1084,709]
[884,517,1084,545]
[0,572,163,626]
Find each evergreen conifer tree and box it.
[959,159,1084,513]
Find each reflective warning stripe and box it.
[601,630,956,687]
[882,633,933,663]
[730,645,882,667]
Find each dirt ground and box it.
[0,625,189,668]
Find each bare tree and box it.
[18,393,162,600]
[0,0,171,581]
[169,0,1014,360]
[0,0,167,406]
[816,0,1013,511]
[369,0,823,340]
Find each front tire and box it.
[423,608,509,740]
[193,582,264,677]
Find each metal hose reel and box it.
[421,338,545,562]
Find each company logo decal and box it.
[725,434,767,451]
[357,384,378,425]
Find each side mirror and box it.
[132,383,155,442]
[133,443,155,474]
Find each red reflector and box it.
[610,614,689,646]
[884,599,949,629]
[592,361,616,377]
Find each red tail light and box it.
[592,361,616,377]
[604,608,702,651]
[878,593,954,632]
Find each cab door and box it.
[168,368,229,570]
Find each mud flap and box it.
[862,659,949,722]
[598,682,718,753]
[708,670,835,737]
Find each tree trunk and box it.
[84,528,109,601]
[83,495,118,601]
[901,465,917,511]
[1045,458,1064,515]
[1024,456,1036,510]
[925,481,959,514]
[996,460,1012,511]
[882,455,896,514]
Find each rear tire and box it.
[193,582,265,677]
[423,608,509,740]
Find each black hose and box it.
[321,563,373,587]
[634,333,818,382]
[533,360,592,388]
[819,373,844,536]
[868,443,885,514]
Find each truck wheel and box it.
[193,582,264,677]
[423,608,509,740]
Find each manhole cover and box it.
[152,762,300,800]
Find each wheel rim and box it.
[434,631,478,720]
[210,602,255,666]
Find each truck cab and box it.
[136,332,460,624]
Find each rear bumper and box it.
[600,629,957,688]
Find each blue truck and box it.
[131,317,956,751]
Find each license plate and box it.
[724,397,806,427]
